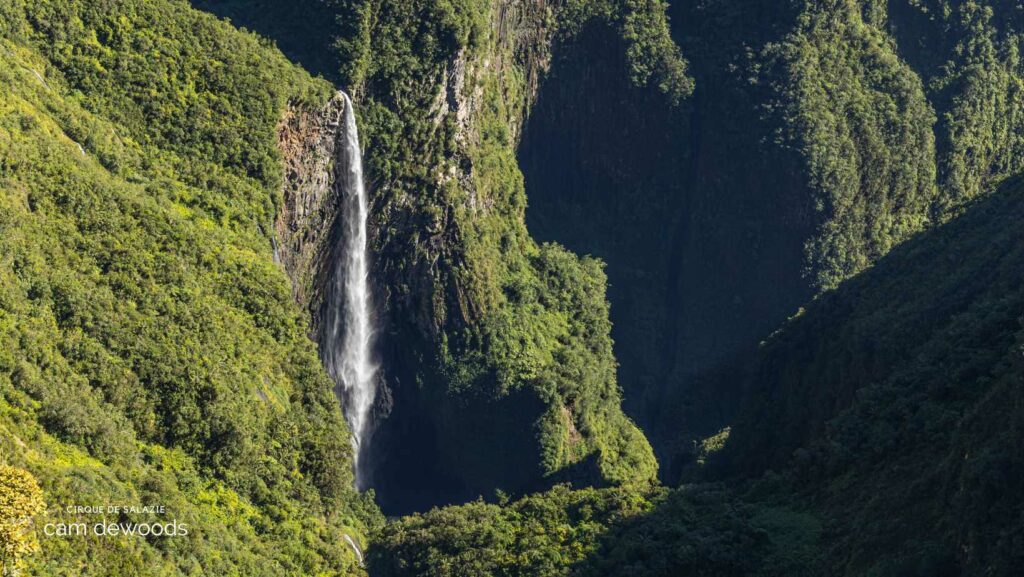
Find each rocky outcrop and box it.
[274,92,348,330]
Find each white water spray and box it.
[324,92,377,490]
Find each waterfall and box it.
[324,92,377,490]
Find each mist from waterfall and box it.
[324,92,377,490]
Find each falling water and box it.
[324,92,377,490]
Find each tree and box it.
[0,465,46,576]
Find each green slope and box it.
[370,481,821,577]
[725,175,1024,574]
[0,1,379,574]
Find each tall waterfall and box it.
[324,92,377,490]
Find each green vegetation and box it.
[0,1,378,574]
[370,483,820,577]
[557,0,692,104]
[2,0,1023,574]
[370,485,655,577]
[765,0,938,289]
[727,177,1024,574]
[757,0,1024,289]
[0,465,46,575]
[575,485,820,577]
[887,0,1024,214]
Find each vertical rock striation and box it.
[275,91,348,324]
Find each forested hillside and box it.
[725,176,1024,575]
[0,1,377,574]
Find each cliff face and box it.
[521,0,1024,478]
[520,0,929,469]
[361,0,663,514]
[275,92,347,324]
[269,0,666,514]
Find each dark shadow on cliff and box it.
[565,179,1024,577]
[710,177,1024,575]
[519,3,814,474]
[368,330,552,514]
[519,17,691,435]
[189,0,340,82]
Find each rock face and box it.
[364,1,610,514]
[276,91,390,475]
[275,91,348,328]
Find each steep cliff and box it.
[275,93,347,317]
[356,0,671,513]
[521,0,1024,477]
